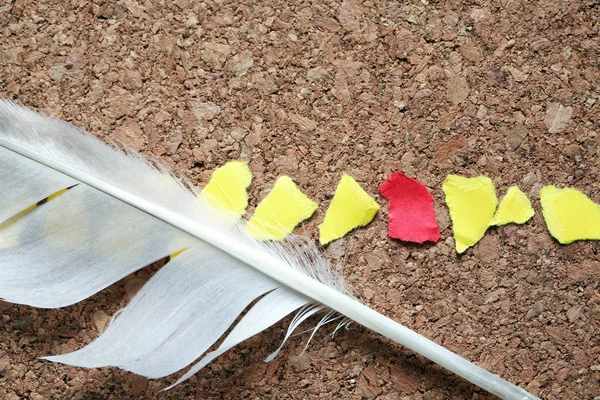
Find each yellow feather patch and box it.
[44,191,90,250]
[1,187,73,250]
[246,176,318,240]
[0,214,24,250]
[169,248,188,259]
[47,188,69,201]
[22,203,37,213]
[95,207,144,259]
[201,161,252,220]
[319,174,380,245]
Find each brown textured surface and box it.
[1,0,600,399]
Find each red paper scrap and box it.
[379,172,441,243]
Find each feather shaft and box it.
[0,135,537,400]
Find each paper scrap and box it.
[442,175,497,253]
[539,185,600,244]
[246,176,318,240]
[201,161,252,219]
[490,186,534,226]
[319,174,380,245]
[379,172,440,243]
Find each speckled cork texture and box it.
[1,0,599,399]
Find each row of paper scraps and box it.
[202,161,600,253]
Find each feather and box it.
[0,100,538,400]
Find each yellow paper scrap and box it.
[246,176,318,240]
[539,185,600,244]
[442,175,498,253]
[201,161,252,219]
[319,174,380,245]
[490,186,535,226]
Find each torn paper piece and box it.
[246,176,318,240]
[490,186,535,226]
[539,185,600,244]
[319,174,380,245]
[442,175,497,253]
[201,161,252,219]
[379,172,440,243]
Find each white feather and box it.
[0,100,538,400]
[0,145,76,223]
[0,184,193,307]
